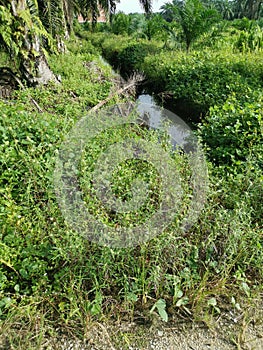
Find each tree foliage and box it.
[163,0,220,51]
[0,0,153,83]
[162,0,263,21]
[0,0,56,83]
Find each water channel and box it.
[99,55,198,152]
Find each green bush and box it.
[0,47,119,311]
[199,92,263,168]
[117,42,161,75]
[97,34,129,65]
[143,50,263,111]
[234,24,263,53]
[91,33,263,113]
[49,52,112,107]
[90,33,161,75]
[198,90,263,227]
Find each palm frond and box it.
[26,0,39,18]
[37,0,64,36]
[139,0,152,13]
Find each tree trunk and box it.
[238,0,263,19]
[20,51,58,86]
[247,0,263,19]
[11,0,58,86]
[20,32,58,85]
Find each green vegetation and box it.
[165,0,220,51]
[0,0,152,84]
[1,0,263,348]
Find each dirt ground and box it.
[45,313,263,350]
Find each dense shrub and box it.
[117,42,161,75]
[91,33,263,115]
[0,47,117,308]
[233,21,263,53]
[143,50,263,111]
[198,91,263,226]
[90,33,161,75]
[199,92,263,168]
[1,90,262,319]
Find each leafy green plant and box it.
[143,49,263,111]
[117,42,160,75]
[150,298,168,322]
[199,92,263,168]
[169,0,221,51]
[234,23,263,52]
[111,12,131,35]
[91,33,161,75]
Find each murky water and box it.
[98,55,195,151]
[136,93,195,152]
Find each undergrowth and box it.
[0,33,262,350]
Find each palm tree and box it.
[0,0,153,85]
[0,0,57,84]
[243,0,262,19]
[139,0,152,13]
[111,12,131,34]
[204,0,234,20]
[220,0,234,20]
[78,0,152,26]
[160,0,183,22]
[162,0,220,51]
[233,0,262,19]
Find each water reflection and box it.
[137,94,195,153]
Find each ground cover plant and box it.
[0,3,263,349]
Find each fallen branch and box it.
[88,75,144,114]
[14,72,44,113]
[30,97,43,113]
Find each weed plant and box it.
[0,32,262,349]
